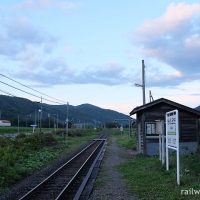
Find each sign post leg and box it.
[166,145,169,170]
[162,132,165,165]
[177,143,180,185]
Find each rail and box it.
[19,136,107,200]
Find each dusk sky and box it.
[0,0,200,115]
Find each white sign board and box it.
[166,109,180,185]
[166,111,178,149]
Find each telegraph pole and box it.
[18,114,19,134]
[40,97,42,133]
[135,60,146,105]
[142,60,146,105]
[65,102,69,139]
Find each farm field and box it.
[0,128,100,192]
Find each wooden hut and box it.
[130,98,200,155]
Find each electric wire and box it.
[0,80,65,105]
[0,88,14,97]
[0,88,67,119]
[0,73,68,104]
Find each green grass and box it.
[0,129,98,192]
[118,154,200,200]
[112,132,200,199]
[112,128,136,150]
[0,126,57,134]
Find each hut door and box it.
[138,122,144,153]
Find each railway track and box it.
[19,136,107,200]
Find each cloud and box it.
[78,61,130,85]
[134,3,200,86]
[15,0,80,10]
[0,17,57,58]
[14,60,131,86]
[0,16,130,87]
[136,3,200,39]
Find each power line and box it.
[0,87,67,113]
[0,73,67,104]
[0,80,64,105]
[0,88,14,97]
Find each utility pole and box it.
[34,110,36,126]
[39,96,42,133]
[48,113,50,129]
[54,116,56,131]
[135,60,146,105]
[129,115,131,139]
[18,114,19,134]
[142,60,146,105]
[66,102,69,137]
[56,113,58,129]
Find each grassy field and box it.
[0,128,99,192]
[0,126,59,134]
[115,134,200,199]
[112,128,137,150]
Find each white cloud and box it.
[13,59,131,86]
[134,3,200,86]
[0,15,132,87]
[0,17,57,58]
[185,34,200,49]
[136,3,200,40]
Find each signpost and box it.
[30,124,37,133]
[120,125,123,134]
[156,120,165,165]
[166,110,180,185]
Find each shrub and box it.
[16,133,26,139]
[0,138,12,147]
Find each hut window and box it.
[146,122,157,135]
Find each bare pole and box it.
[142,60,146,105]
[135,60,146,105]
[18,114,19,134]
[48,113,50,129]
[57,114,58,129]
[65,102,69,139]
[129,115,131,139]
[34,110,36,125]
[40,96,42,133]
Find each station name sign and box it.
[166,110,178,149]
[166,109,180,185]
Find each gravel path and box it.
[89,136,138,200]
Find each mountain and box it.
[196,106,200,111]
[0,95,130,126]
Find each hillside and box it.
[0,95,130,126]
[196,106,200,111]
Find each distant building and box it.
[0,120,11,127]
[73,122,93,129]
[130,98,200,156]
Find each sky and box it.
[0,0,200,115]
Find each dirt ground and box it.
[89,136,138,200]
